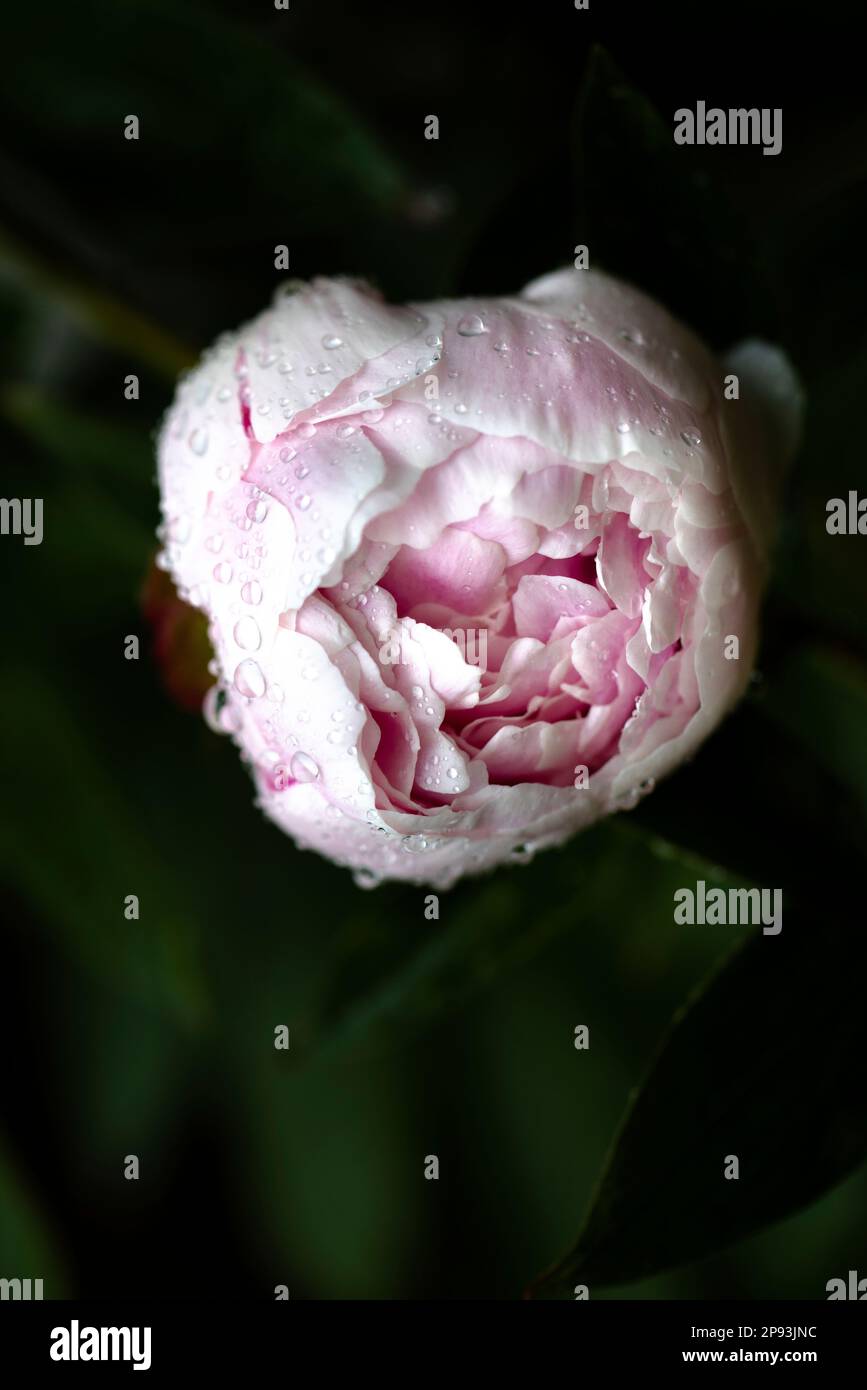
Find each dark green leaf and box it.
[760,644,867,818]
[571,47,780,346]
[0,1138,69,1295]
[0,671,210,1027]
[529,899,867,1296]
[236,1047,422,1298]
[299,821,744,1064]
[0,0,411,345]
[771,355,867,652]
[0,227,195,377]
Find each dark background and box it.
[1,0,865,1300]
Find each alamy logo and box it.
[0,497,43,545]
[827,1270,867,1300]
[826,492,867,534]
[673,881,782,935]
[673,102,782,156]
[379,625,488,672]
[50,1320,152,1371]
[0,1277,43,1299]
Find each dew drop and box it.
[203,685,230,735]
[457,314,487,337]
[169,514,192,544]
[233,659,265,698]
[402,833,429,853]
[290,751,320,782]
[233,616,261,651]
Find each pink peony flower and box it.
[157,270,800,888]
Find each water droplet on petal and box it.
[290,751,320,782]
[680,428,702,448]
[321,334,344,350]
[213,561,234,583]
[169,514,192,544]
[234,658,265,698]
[402,833,429,853]
[233,616,261,651]
[457,314,487,337]
[188,427,209,456]
[203,685,231,734]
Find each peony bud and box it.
[157,270,800,888]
